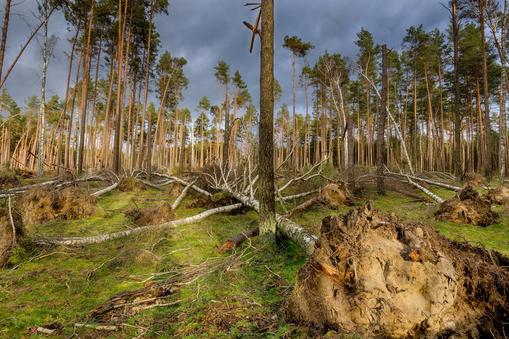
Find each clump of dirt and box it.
[0,172,21,190]
[320,182,353,208]
[488,186,509,205]
[462,172,485,187]
[118,177,146,192]
[286,204,509,338]
[435,186,499,226]
[125,202,175,226]
[56,187,97,220]
[16,187,97,225]
[0,207,23,267]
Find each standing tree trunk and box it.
[258,0,276,236]
[77,0,95,175]
[143,2,155,178]
[480,0,492,177]
[113,0,126,173]
[376,45,388,195]
[222,81,230,167]
[452,0,462,178]
[500,72,507,179]
[38,0,50,177]
[0,0,12,80]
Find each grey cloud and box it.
[4,0,450,115]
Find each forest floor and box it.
[0,173,508,338]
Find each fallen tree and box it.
[287,204,509,337]
[35,203,243,246]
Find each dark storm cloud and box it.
[4,0,450,114]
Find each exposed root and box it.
[320,182,354,208]
[118,177,146,192]
[488,186,509,205]
[462,172,486,188]
[287,204,509,337]
[125,202,175,227]
[15,187,97,225]
[435,186,499,226]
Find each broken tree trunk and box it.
[153,173,212,198]
[386,171,461,192]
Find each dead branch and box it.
[35,203,243,246]
[277,158,327,193]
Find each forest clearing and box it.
[1,0,509,338]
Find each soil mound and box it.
[435,186,499,226]
[287,204,509,338]
[0,207,23,266]
[125,202,175,226]
[488,186,509,205]
[0,172,20,190]
[16,187,97,225]
[118,177,146,192]
[320,182,353,208]
[462,172,485,187]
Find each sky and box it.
[2,0,450,116]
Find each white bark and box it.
[171,180,196,210]
[35,203,243,246]
[38,1,49,177]
[153,173,212,197]
[92,182,119,198]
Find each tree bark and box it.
[258,0,277,236]
[376,45,388,195]
[0,0,12,80]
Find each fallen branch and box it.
[74,323,119,331]
[35,203,243,246]
[171,179,197,210]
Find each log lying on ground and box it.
[92,182,119,198]
[287,204,509,338]
[435,186,499,226]
[35,203,243,246]
[386,171,461,192]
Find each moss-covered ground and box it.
[0,177,508,338]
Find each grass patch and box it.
[0,182,508,337]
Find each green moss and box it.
[1,182,508,338]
